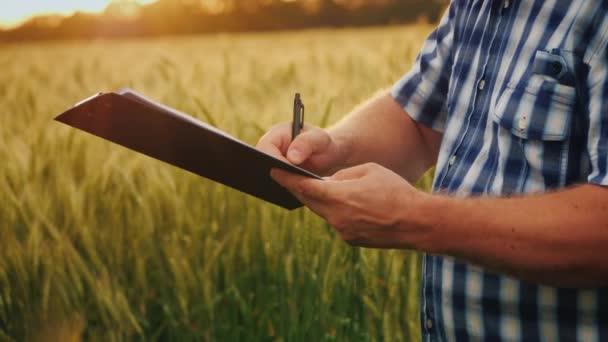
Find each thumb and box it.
[287,128,331,165]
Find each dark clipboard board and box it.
[54,89,321,210]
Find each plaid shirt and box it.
[392,0,608,341]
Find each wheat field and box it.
[0,25,434,341]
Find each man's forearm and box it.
[327,91,442,182]
[412,184,608,287]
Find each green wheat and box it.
[0,25,433,341]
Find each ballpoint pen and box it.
[292,93,305,142]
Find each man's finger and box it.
[288,186,331,218]
[287,128,330,165]
[330,164,370,181]
[256,124,292,156]
[271,168,334,202]
[257,140,290,163]
[272,171,334,220]
[270,168,308,193]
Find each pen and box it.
[292,93,305,142]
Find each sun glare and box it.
[0,0,159,28]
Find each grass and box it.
[0,25,434,341]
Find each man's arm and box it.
[259,3,452,179]
[326,91,442,182]
[257,91,442,182]
[417,184,608,287]
[271,164,608,288]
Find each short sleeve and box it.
[391,2,456,133]
[586,29,608,186]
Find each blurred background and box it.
[1,1,443,341]
[0,0,445,41]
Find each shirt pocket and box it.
[491,50,578,190]
[492,78,576,141]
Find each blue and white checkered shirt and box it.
[392,0,608,340]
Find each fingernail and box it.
[288,149,302,163]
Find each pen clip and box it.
[299,102,305,130]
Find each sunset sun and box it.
[0,0,158,28]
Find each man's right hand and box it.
[256,123,345,176]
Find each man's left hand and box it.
[271,163,432,249]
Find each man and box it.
[257,0,608,340]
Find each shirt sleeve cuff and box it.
[391,80,447,133]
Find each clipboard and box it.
[54,88,321,210]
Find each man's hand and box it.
[271,163,432,249]
[256,123,345,175]
[256,92,442,181]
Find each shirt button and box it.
[426,319,434,330]
[551,61,563,75]
[518,118,527,131]
[448,155,457,166]
[478,79,486,91]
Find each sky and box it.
[0,0,158,28]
